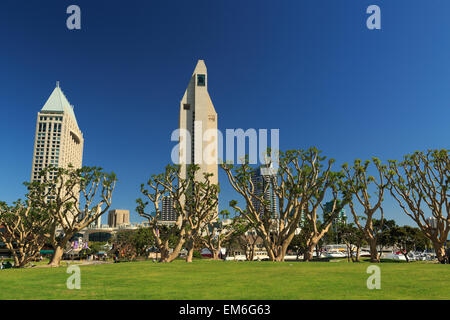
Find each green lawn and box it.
[0,259,448,300]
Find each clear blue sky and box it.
[0,1,448,226]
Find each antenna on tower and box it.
[56,81,60,88]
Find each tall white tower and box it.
[179,60,218,186]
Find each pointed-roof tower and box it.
[179,59,218,185]
[41,82,79,127]
[31,83,84,182]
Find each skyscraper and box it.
[251,163,278,218]
[31,82,84,184]
[323,201,347,231]
[161,196,177,223]
[179,60,218,185]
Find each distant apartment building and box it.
[161,196,177,223]
[250,163,278,218]
[31,82,84,186]
[108,209,130,228]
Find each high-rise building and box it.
[161,196,177,223]
[31,82,84,184]
[251,163,278,218]
[108,209,130,228]
[179,60,218,185]
[323,201,347,231]
[179,60,219,218]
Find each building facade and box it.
[31,82,84,184]
[161,196,177,223]
[108,209,130,228]
[323,201,347,229]
[251,163,278,218]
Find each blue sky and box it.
[0,1,448,226]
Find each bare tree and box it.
[183,169,220,263]
[341,158,393,263]
[0,200,50,267]
[222,148,343,261]
[199,211,235,260]
[235,219,261,261]
[136,164,219,263]
[388,149,449,263]
[136,165,187,263]
[341,223,366,262]
[302,190,347,261]
[26,166,116,266]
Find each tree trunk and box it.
[48,232,74,267]
[350,249,355,263]
[17,247,26,267]
[12,253,20,267]
[185,238,195,263]
[249,244,256,261]
[212,249,220,260]
[433,242,446,264]
[213,240,223,260]
[159,246,170,262]
[368,239,379,263]
[5,243,20,267]
[48,246,64,267]
[303,246,315,262]
[303,237,319,262]
[262,238,276,261]
[243,247,251,261]
[403,250,409,263]
[355,246,361,262]
[278,241,291,262]
[186,247,194,263]
[167,237,185,263]
[378,245,384,261]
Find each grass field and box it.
[0,259,448,300]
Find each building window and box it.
[197,74,205,86]
[183,104,190,110]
